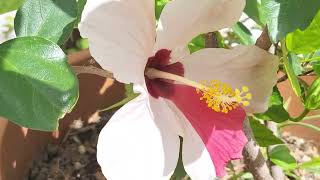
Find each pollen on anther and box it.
[196,80,252,113]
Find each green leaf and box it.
[282,40,301,96]
[249,118,284,147]
[75,0,87,25]
[0,37,79,131]
[0,0,24,15]
[288,53,303,76]
[261,0,320,42]
[155,0,169,20]
[14,0,78,45]
[188,34,205,53]
[298,158,320,174]
[286,11,320,54]
[269,145,297,170]
[244,0,266,26]
[311,50,320,76]
[305,77,320,110]
[232,22,255,45]
[102,83,139,111]
[255,87,289,123]
[171,137,187,180]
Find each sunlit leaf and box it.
[261,0,320,42]
[14,0,78,45]
[255,87,289,123]
[269,145,297,170]
[249,118,284,147]
[0,0,24,15]
[0,37,79,131]
[286,11,320,54]
[305,77,320,110]
[232,22,255,45]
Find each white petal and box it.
[170,46,190,63]
[181,46,279,113]
[97,85,180,180]
[155,0,245,50]
[79,0,155,84]
[166,101,217,180]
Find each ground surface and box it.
[27,114,319,180]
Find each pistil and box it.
[145,68,252,113]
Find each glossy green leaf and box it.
[261,0,320,42]
[298,158,320,174]
[102,84,139,111]
[14,0,78,45]
[0,0,24,15]
[255,87,289,123]
[0,37,79,131]
[305,77,320,110]
[232,22,255,45]
[282,40,301,96]
[249,118,284,147]
[269,145,297,170]
[286,11,320,54]
[244,0,266,26]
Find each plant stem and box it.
[289,109,310,122]
[279,122,320,132]
[145,68,208,90]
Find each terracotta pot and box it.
[278,74,320,145]
[0,50,125,180]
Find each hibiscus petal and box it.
[155,0,245,50]
[97,85,180,180]
[79,0,155,84]
[181,46,279,113]
[169,85,247,177]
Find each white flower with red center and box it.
[79,0,279,179]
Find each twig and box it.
[204,32,218,48]
[72,65,113,78]
[266,121,285,180]
[241,27,275,180]
[277,70,314,83]
[243,118,274,180]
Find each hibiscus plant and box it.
[1,0,320,179]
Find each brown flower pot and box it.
[0,50,125,180]
[278,73,320,145]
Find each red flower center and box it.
[145,49,184,98]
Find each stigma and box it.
[197,80,252,113]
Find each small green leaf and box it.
[249,118,284,147]
[14,0,78,45]
[286,11,320,54]
[298,158,320,174]
[269,145,297,170]
[305,77,320,110]
[102,83,139,111]
[155,0,169,20]
[188,34,205,53]
[255,87,289,123]
[232,22,255,45]
[262,0,320,42]
[0,0,24,15]
[0,37,79,131]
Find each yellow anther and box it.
[196,80,252,113]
